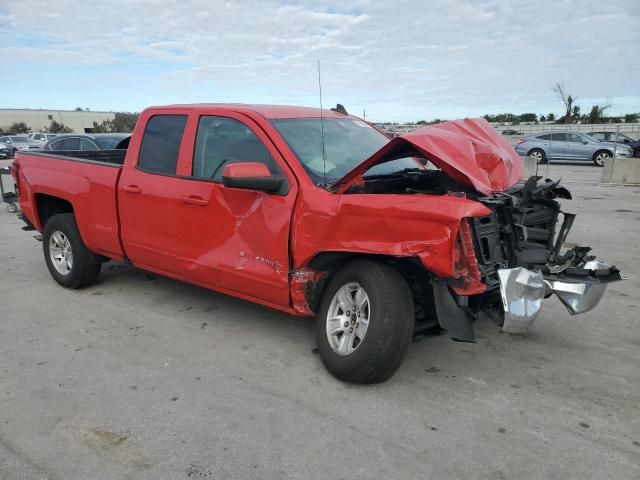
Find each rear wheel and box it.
[315,260,414,384]
[528,148,547,164]
[593,150,611,166]
[43,213,101,289]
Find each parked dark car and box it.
[42,134,131,152]
[501,129,522,135]
[586,131,640,158]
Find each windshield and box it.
[271,118,421,185]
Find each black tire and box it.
[43,213,101,289]
[315,259,414,384]
[528,148,547,164]
[592,150,611,167]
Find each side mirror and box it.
[222,162,284,193]
[582,140,589,144]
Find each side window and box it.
[138,115,187,175]
[566,134,583,143]
[60,138,80,150]
[80,138,99,151]
[192,116,279,180]
[537,134,551,141]
[49,139,64,151]
[590,133,605,140]
[552,133,567,142]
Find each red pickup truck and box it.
[8,104,622,383]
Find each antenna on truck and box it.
[318,60,327,186]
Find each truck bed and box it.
[15,150,126,260]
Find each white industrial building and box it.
[0,108,115,133]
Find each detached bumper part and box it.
[498,259,622,334]
[498,268,545,334]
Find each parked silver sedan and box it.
[514,131,634,166]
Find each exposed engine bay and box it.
[348,162,623,341]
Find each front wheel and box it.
[315,260,414,384]
[43,213,101,289]
[528,149,547,164]
[593,150,611,166]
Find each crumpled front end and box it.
[435,176,624,340]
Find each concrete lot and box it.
[1,160,639,479]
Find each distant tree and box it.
[584,103,610,124]
[540,115,547,122]
[547,113,556,122]
[572,105,581,120]
[624,113,638,123]
[429,119,442,124]
[46,120,73,133]
[9,122,30,133]
[92,112,139,133]
[416,120,427,125]
[75,107,83,111]
[519,113,537,122]
[552,82,577,124]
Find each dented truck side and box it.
[9,105,623,383]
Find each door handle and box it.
[180,195,209,206]
[122,185,142,194]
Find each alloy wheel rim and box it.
[595,153,609,166]
[49,231,73,275]
[326,282,370,356]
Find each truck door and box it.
[171,113,298,308]
[118,113,190,276]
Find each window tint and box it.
[138,115,187,175]
[80,138,99,151]
[192,116,279,180]
[590,133,606,140]
[59,138,80,150]
[552,133,567,141]
[566,133,583,143]
[49,139,64,151]
[537,134,552,140]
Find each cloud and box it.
[0,0,638,120]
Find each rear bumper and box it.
[498,259,623,334]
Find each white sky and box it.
[1,0,639,121]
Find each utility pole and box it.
[363,109,366,121]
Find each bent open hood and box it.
[334,118,522,195]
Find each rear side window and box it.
[590,133,606,140]
[138,115,187,175]
[80,139,99,151]
[552,133,568,141]
[57,138,80,150]
[536,134,551,140]
[192,116,279,180]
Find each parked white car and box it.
[28,133,58,143]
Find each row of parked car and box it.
[513,130,639,165]
[0,133,131,159]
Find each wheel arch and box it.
[592,148,612,160]
[34,193,74,229]
[302,251,436,316]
